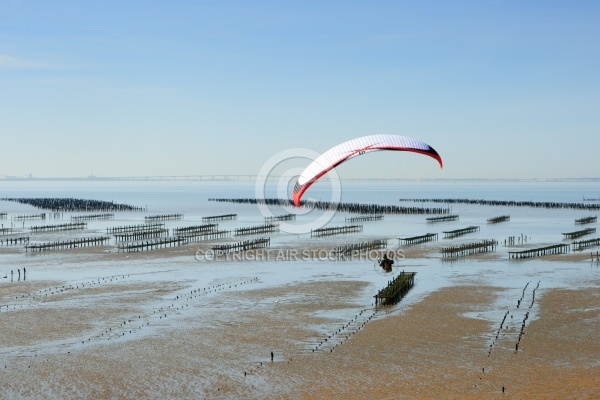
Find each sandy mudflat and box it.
[274,285,600,400]
[1,266,599,399]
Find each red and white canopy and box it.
[292,134,443,206]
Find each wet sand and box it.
[1,258,599,399]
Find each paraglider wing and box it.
[292,134,442,206]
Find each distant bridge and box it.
[0,175,281,182]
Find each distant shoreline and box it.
[0,176,599,182]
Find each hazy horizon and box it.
[1,174,599,182]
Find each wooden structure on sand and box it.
[311,225,363,238]
[572,238,600,251]
[176,230,231,242]
[488,215,510,224]
[13,213,45,220]
[441,240,498,258]
[508,244,570,259]
[1,236,29,246]
[113,228,169,242]
[443,226,480,239]
[30,222,87,233]
[345,215,383,223]
[401,197,600,211]
[172,224,217,236]
[562,228,596,239]
[145,213,183,222]
[427,215,458,223]
[398,233,438,245]
[235,223,278,236]
[334,239,387,256]
[212,198,449,215]
[575,216,596,225]
[203,214,237,222]
[117,237,184,252]
[107,223,165,234]
[71,213,114,221]
[374,271,416,306]
[116,228,232,252]
[25,236,110,252]
[2,197,144,212]
[212,237,270,254]
[265,214,295,222]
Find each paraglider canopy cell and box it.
[291,134,443,206]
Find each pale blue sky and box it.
[1,1,599,179]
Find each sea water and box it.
[0,179,598,273]
[0,179,599,350]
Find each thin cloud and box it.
[0,54,51,69]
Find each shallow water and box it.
[1,179,598,309]
[0,180,599,397]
